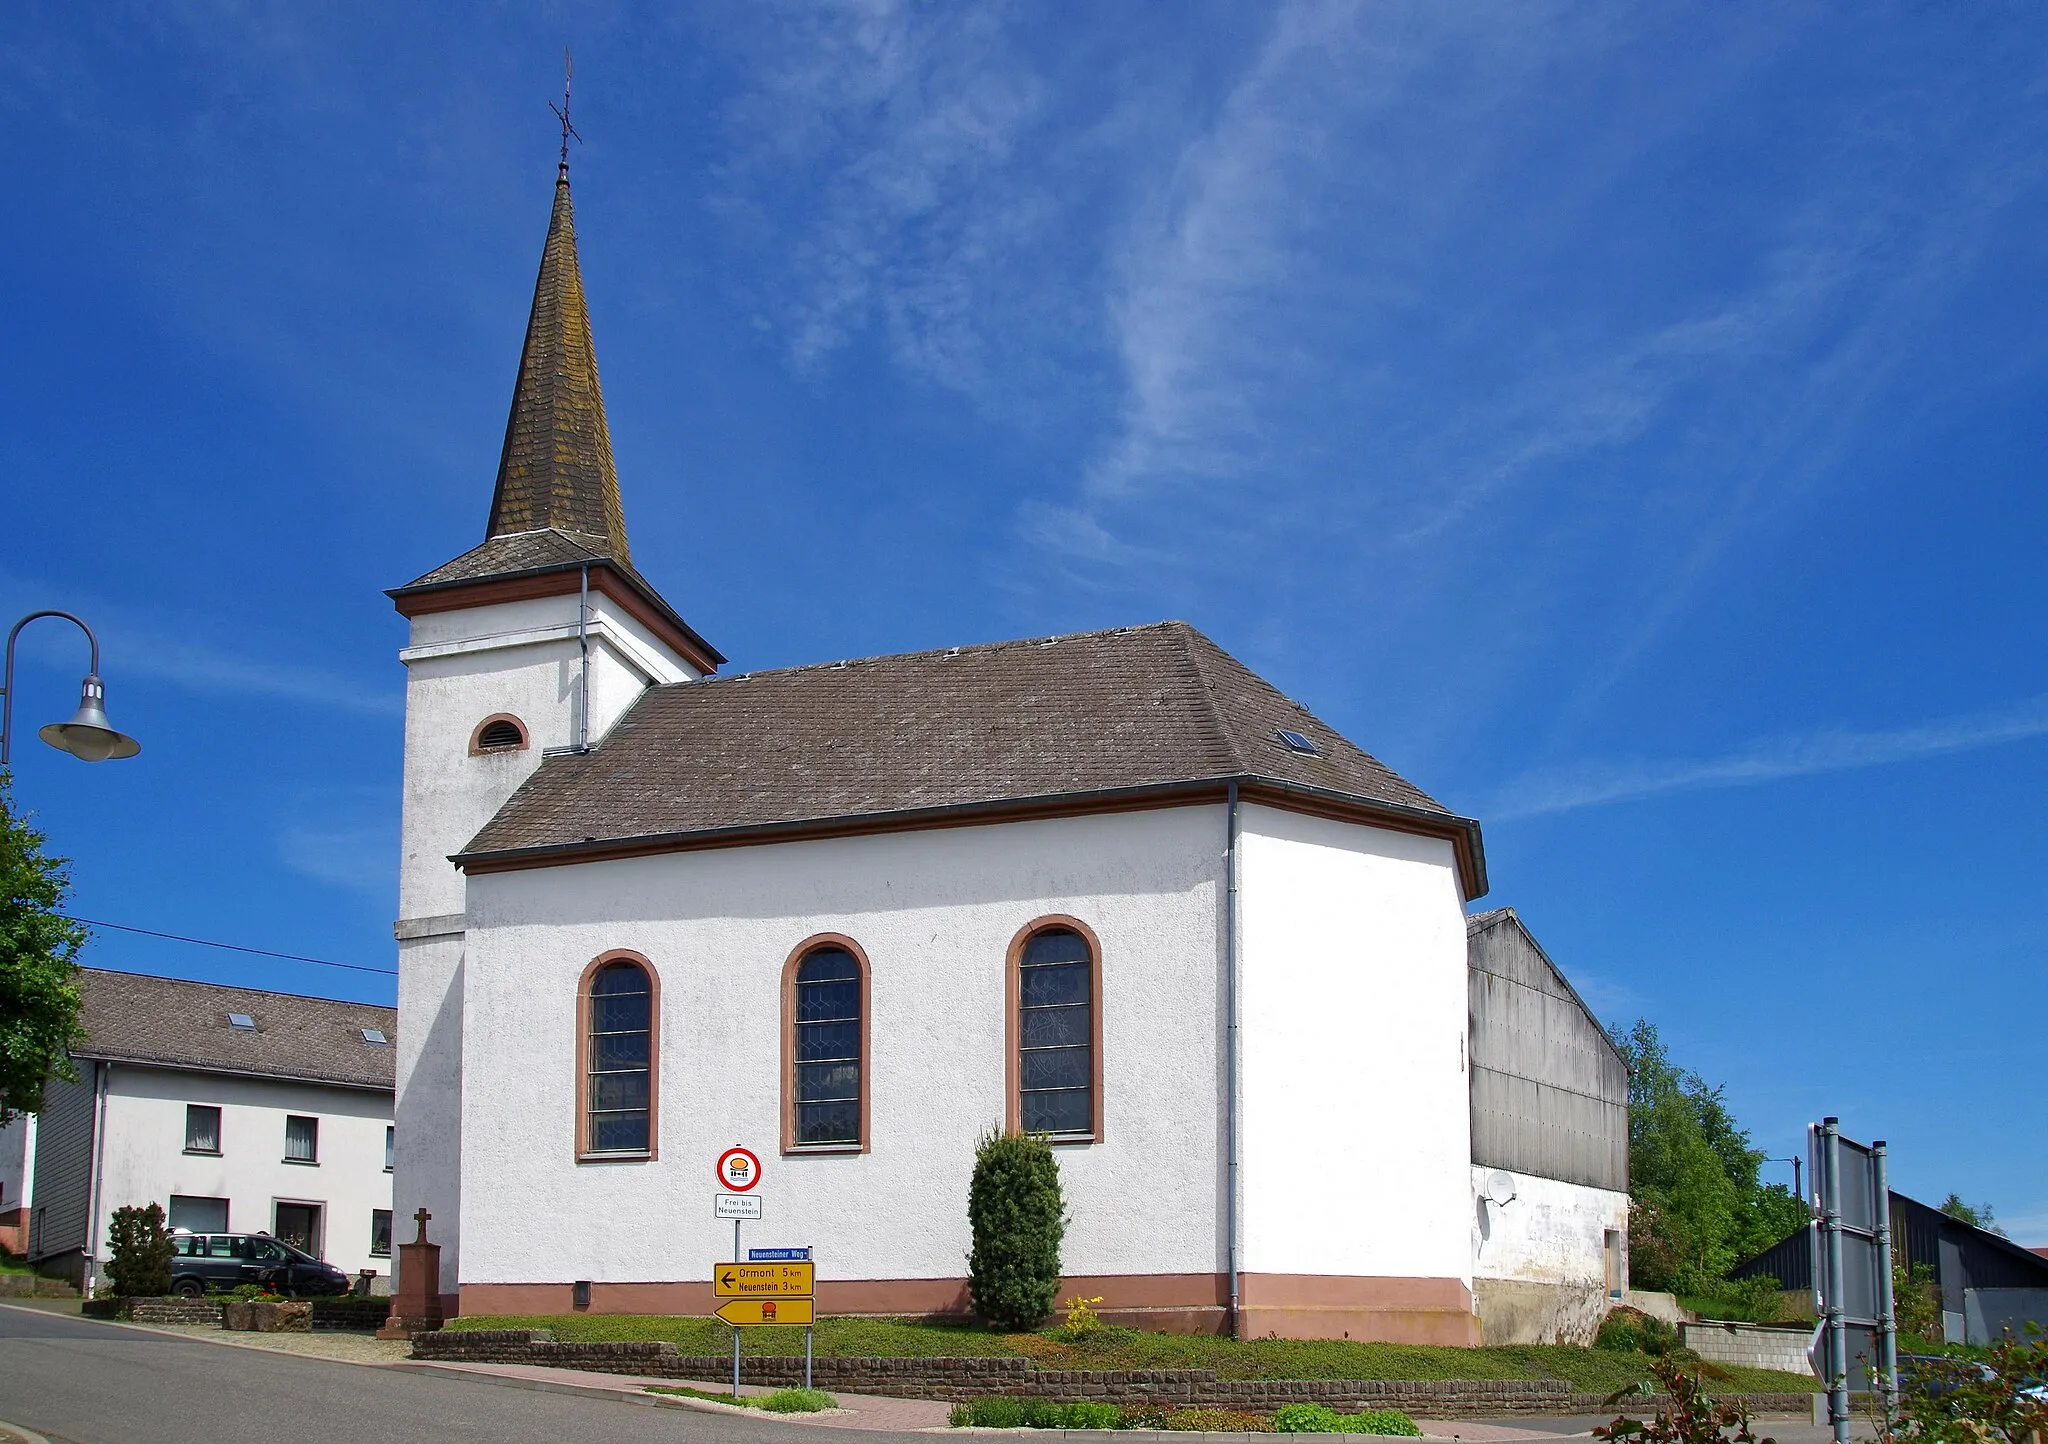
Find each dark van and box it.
[168,1232,351,1297]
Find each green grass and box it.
[447,1314,1818,1393]
[645,1385,837,1412]
[0,1254,32,1275]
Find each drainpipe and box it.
[577,564,591,753]
[83,1062,110,1297]
[1223,782,1242,1340]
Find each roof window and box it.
[361,1028,388,1046]
[227,1013,256,1030]
[1276,728,1320,756]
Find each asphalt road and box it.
[0,1305,845,1444]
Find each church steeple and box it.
[484,167,631,563]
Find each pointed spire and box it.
[484,166,631,563]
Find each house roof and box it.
[458,620,1486,892]
[71,969,397,1092]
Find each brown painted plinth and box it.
[378,1227,444,1339]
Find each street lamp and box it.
[1,611,141,766]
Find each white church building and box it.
[388,155,1627,1344]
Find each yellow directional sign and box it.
[712,1260,815,1298]
[715,1297,814,1327]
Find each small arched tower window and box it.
[470,714,529,755]
[578,955,657,1158]
[783,938,869,1151]
[1008,920,1103,1141]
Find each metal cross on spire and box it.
[549,47,582,177]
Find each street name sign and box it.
[715,1193,763,1220]
[713,1260,815,1298]
[716,1297,814,1327]
[749,1247,809,1261]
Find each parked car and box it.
[168,1231,351,1297]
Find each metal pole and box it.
[806,1325,813,1391]
[1873,1141,1899,1425]
[1222,782,1242,1340]
[1822,1118,1850,1444]
[2,610,104,766]
[733,1217,742,1399]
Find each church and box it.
[388,153,1630,1345]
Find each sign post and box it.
[714,1147,763,1398]
[710,1252,818,1390]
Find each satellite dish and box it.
[1484,1170,1518,1207]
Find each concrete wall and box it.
[1470,1167,1627,1344]
[1235,804,1477,1342]
[1680,1320,1812,1375]
[458,805,1228,1308]
[1965,1287,2048,1346]
[87,1066,394,1283]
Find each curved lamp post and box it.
[1,611,141,766]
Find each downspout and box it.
[577,564,591,752]
[1223,782,1242,1340]
[83,1062,110,1297]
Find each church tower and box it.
[385,156,722,1304]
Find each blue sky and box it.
[5,3,2044,1240]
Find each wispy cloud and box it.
[0,573,396,718]
[1489,693,2048,820]
[275,787,396,901]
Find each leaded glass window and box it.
[586,961,652,1154]
[793,947,861,1146]
[1018,927,1093,1136]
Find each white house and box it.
[0,1113,33,1256]
[26,969,397,1293]
[388,157,1625,1343]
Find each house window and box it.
[184,1104,221,1154]
[385,1125,394,1172]
[470,714,528,754]
[579,955,657,1158]
[370,1209,393,1258]
[1009,920,1102,1140]
[284,1115,319,1164]
[783,938,869,1151]
[167,1195,229,1234]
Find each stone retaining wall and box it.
[408,1333,1811,1418]
[81,1297,225,1324]
[1680,1321,1814,1376]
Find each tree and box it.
[1938,1193,2006,1238]
[0,771,88,1123]
[105,1202,174,1297]
[966,1129,1065,1330]
[1610,1020,1804,1295]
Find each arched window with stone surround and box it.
[1007,919,1103,1141]
[782,937,870,1152]
[578,954,658,1159]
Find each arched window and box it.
[578,955,658,1159]
[1008,920,1102,1140]
[782,937,869,1152]
[470,714,528,754]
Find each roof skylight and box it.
[361,1028,388,1046]
[226,1013,256,1030]
[1276,728,1320,756]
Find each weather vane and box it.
[549,48,582,176]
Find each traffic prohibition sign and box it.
[716,1146,762,1192]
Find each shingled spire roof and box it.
[484,169,630,560]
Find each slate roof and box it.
[461,620,1482,885]
[483,172,631,562]
[71,969,396,1092]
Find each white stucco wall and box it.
[88,1066,394,1281]
[457,805,1230,1289]
[1470,1166,1627,1288]
[1236,804,1472,1286]
[394,582,703,1293]
[396,588,701,923]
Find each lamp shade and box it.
[38,675,140,763]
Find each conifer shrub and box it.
[966,1128,1065,1330]
[104,1202,174,1297]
